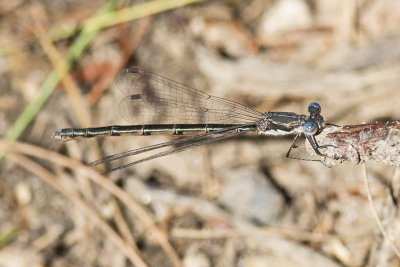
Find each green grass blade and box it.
[84,0,202,31]
[3,0,120,146]
[0,226,19,248]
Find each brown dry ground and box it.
[1,0,400,266]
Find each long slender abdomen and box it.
[52,124,257,141]
[52,125,144,141]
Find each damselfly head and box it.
[305,102,324,134]
[308,102,321,114]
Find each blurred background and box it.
[1,0,400,266]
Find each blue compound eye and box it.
[303,121,318,135]
[308,102,321,114]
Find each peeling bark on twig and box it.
[309,122,400,167]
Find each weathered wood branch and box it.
[310,122,400,167]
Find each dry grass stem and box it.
[362,164,400,259]
[2,149,148,267]
[0,141,183,267]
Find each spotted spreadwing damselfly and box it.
[53,67,327,172]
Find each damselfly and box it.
[53,67,326,172]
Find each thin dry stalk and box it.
[110,197,136,246]
[362,164,400,259]
[0,141,183,267]
[3,151,148,267]
[34,21,104,171]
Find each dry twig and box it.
[311,122,400,166]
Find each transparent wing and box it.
[105,128,253,173]
[90,123,257,167]
[115,67,262,124]
[287,134,333,166]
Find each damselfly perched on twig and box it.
[53,67,328,172]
